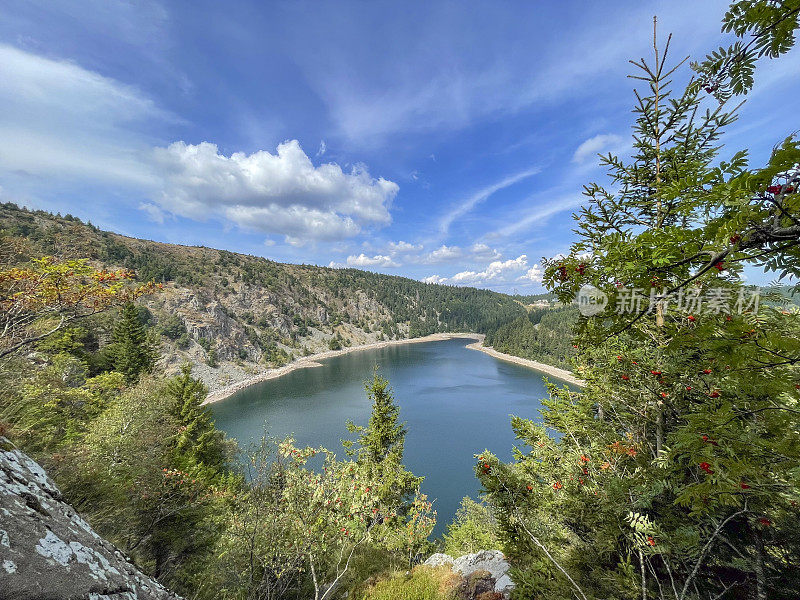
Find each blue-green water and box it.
[211,337,561,536]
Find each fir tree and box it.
[110,302,156,383]
[166,363,227,474]
[345,370,422,507]
[479,5,800,599]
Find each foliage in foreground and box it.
[442,497,503,558]
[0,247,434,599]
[359,566,460,600]
[480,3,800,599]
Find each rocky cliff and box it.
[0,437,181,600]
[0,203,525,396]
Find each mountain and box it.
[0,203,527,393]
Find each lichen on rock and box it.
[0,437,181,600]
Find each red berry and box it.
[688,315,696,322]
[661,392,668,398]
[729,234,741,244]
[647,536,656,546]
[758,517,772,527]
[686,386,692,391]
[713,261,725,271]
[526,485,533,491]
[740,482,750,490]
[709,390,720,398]
[767,185,782,194]
[616,355,622,361]
[621,375,630,381]
[702,369,712,374]
[699,462,714,474]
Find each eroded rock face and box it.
[0,438,181,600]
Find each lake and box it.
[211,337,563,536]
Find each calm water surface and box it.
[211,337,562,535]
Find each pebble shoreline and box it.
[202,332,583,405]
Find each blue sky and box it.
[1,1,798,292]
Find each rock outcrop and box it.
[423,549,514,599]
[0,437,182,600]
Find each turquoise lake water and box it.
[210,337,565,536]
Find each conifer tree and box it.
[110,302,156,383]
[345,370,422,507]
[479,4,800,599]
[166,363,227,474]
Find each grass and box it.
[359,566,460,600]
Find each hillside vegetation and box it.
[0,203,527,392]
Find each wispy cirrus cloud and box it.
[572,133,624,164]
[438,167,540,237]
[0,43,166,185]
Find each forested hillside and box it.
[484,306,579,369]
[0,203,527,392]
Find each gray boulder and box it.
[0,437,181,600]
[452,550,514,596]
[423,552,455,568]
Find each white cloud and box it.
[489,191,586,239]
[421,275,447,284]
[417,242,502,264]
[387,240,423,253]
[139,202,166,224]
[572,133,625,164]
[469,242,501,261]
[425,244,463,263]
[0,44,165,185]
[518,264,544,283]
[316,140,327,156]
[150,139,398,242]
[445,254,529,286]
[346,253,400,267]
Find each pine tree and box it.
[166,363,227,474]
[345,370,422,507]
[110,302,156,383]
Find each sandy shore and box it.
[202,333,482,405]
[203,332,585,405]
[465,336,585,387]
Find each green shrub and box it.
[442,497,502,557]
[158,314,187,340]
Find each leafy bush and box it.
[158,314,187,340]
[442,497,502,557]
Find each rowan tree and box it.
[480,3,800,599]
